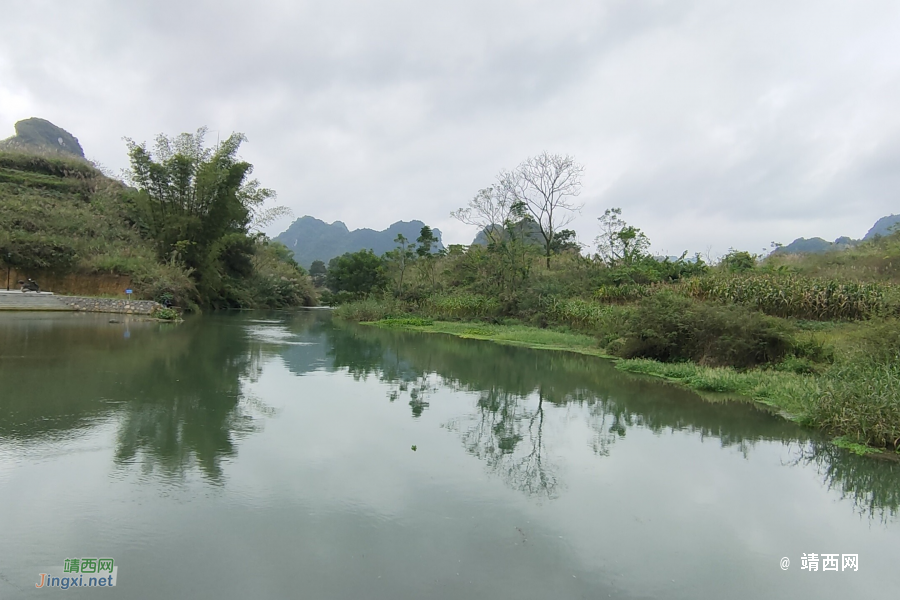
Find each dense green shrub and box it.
[326,250,387,297]
[130,261,198,307]
[250,241,315,308]
[720,250,757,273]
[617,291,794,368]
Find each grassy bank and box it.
[363,316,814,414]
[368,317,612,357]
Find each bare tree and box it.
[450,185,518,245]
[499,152,584,268]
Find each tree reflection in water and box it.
[333,321,900,517]
[4,312,899,518]
[113,317,278,482]
[447,386,559,499]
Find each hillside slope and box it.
[0,151,191,297]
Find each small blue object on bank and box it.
[125,289,133,296]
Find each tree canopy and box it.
[125,128,305,308]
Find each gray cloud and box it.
[1,0,898,256]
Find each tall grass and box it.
[616,358,820,416]
[813,360,900,448]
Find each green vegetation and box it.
[320,151,900,452]
[832,436,883,456]
[0,125,314,310]
[152,307,180,321]
[680,273,897,320]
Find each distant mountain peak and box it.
[864,214,900,240]
[275,216,444,267]
[772,214,900,255]
[0,118,85,158]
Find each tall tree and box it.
[498,152,584,268]
[595,208,650,266]
[416,225,438,257]
[386,233,415,295]
[309,260,327,286]
[416,225,442,291]
[125,128,291,304]
[326,250,386,296]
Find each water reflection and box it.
[320,321,900,518]
[112,319,270,481]
[1,311,899,520]
[796,442,900,521]
[449,388,559,498]
[0,314,273,481]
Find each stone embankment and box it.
[59,297,162,315]
[0,291,162,315]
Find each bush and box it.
[130,261,198,308]
[617,291,794,368]
[720,250,757,273]
[152,307,179,321]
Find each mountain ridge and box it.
[772,214,900,255]
[275,215,444,267]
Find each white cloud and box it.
[2,0,899,256]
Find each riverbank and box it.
[359,316,899,458]
[368,317,613,357]
[0,290,164,316]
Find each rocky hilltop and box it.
[0,118,85,158]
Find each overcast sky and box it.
[2,0,899,256]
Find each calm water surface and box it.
[0,310,898,599]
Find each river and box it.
[0,310,897,599]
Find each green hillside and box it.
[0,124,315,310]
[0,151,176,285]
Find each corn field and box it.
[680,273,897,320]
[422,293,501,319]
[594,283,653,303]
[543,297,618,331]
